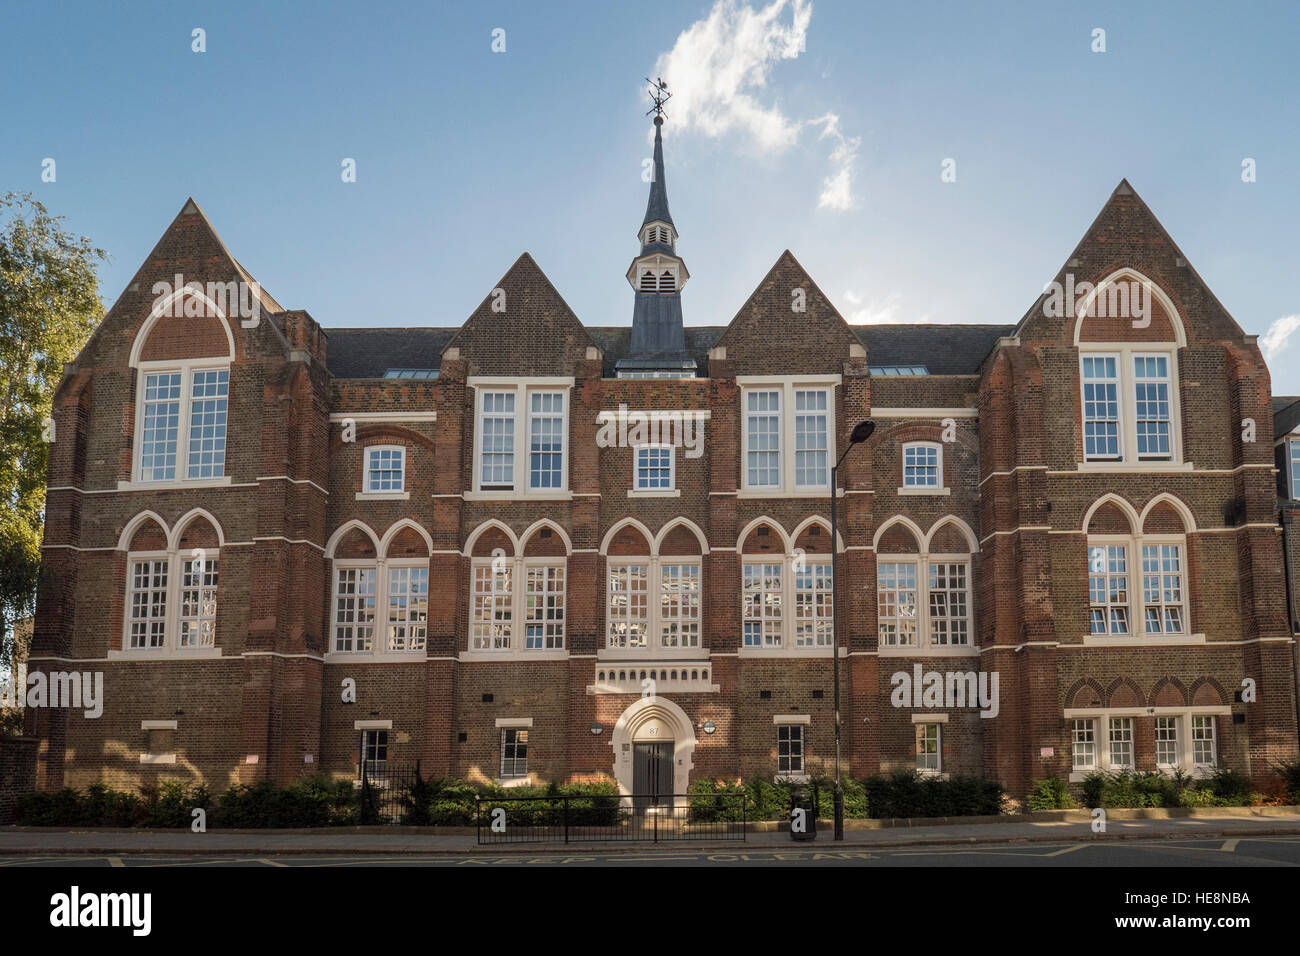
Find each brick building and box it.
[28,115,1299,799]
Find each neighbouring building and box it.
[27,114,1300,800]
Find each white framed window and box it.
[360,729,388,778]
[122,546,222,655]
[793,389,829,488]
[878,561,919,647]
[385,564,428,651]
[1078,349,1181,467]
[501,728,528,778]
[1289,439,1300,499]
[1109,717,1134,770]
[178,554,219,648]
[1071,718,1097,771]
[1141,543,1185,634]
[607,563,650,649]
[793,561,833,647]
[524,563,565,650]
[471,381,571,496]
[916,723,941,772]
[739,378,839,494]
[634,444,675,491]
[902,442,942,490]
[331,560,429,656]
[744,390,781,488]
[1192,715,1217,768]
[471,561,513,651]
[1081,355,1121,461]
[927,562,969,645]
[134,363,230,483]
[877,551,973,651]
[777,725,804,776]
[332,565,377,652]
[605,558,702,654]
[742,562,784,647]
[659,563,700,648]
[1087,535,1189,642]
[128,556,170,649]
[1155,716,1179,768]
[363,445,406,494]
[1088,544,1130,635]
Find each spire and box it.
[617,79,694,377]
[642,116,674,230]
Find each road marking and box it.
[257,858,289,867]
[1043,844,1088,857]
[108,857,124,867]
[1219,839,1239,852]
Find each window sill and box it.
[117,477,233,491]
[897,486,950,496]
[139,754,177,765]
[109,647,222,661]
[737,646,847,658]
[598,647,710,661]
[458,649,569,663]
[324,650,428,664]
[878,644,979,657]
[776,773,809,784]
[916,770,948,780]
[356,491,410,501]
[464,490,573,502]
[499,776,535,789]
[628,489,681,498]
[1080,633,1206,647]
[1071,461,1193,474]
[737,488,833,499]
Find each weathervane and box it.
[646,76,671,119]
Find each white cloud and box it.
[842,290,933,325]
[1261,313,1300,361]
[653,0,859,210]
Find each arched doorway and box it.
[610,696,697,806]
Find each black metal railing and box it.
[476,792,748,844]
[358,761,421,825]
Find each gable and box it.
[714,250,862,374]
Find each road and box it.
[3,835,1299,866]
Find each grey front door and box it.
[632,742,673,810]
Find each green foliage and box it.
[1026,777,1076,810]
[862,772,1003,818]
[1081,770,1260,809]
[1273,759,1300,805]
[0,193,106,682]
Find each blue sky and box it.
[4,0,1298,392]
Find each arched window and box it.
[465,521,568,655]
[874,517,975,650]
[120,512,223,655]
[739,519,833,652]
[601,520,704,655]
[1084,496,1193,641]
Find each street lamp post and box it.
[830,418,875,841]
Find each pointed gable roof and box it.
[77,197,290,368]
[714,249,861,374]
[1013,179,1248,345]
[445,252,595,376]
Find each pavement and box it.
[3,810,1300,857]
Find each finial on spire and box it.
[646,76,671,123]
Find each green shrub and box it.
[1026,777,1076,811]
[862,772,1003,818]
[1274,759,1300,805]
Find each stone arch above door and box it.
[610,696,697,800]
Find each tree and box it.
[0,192,105,693]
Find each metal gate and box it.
[476,792,747,844]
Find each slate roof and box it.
[1275,396,1300,437]
[324,323,1013,379]
[642,118,673,229]
[324,327,457,378]
[854,324,1016,375]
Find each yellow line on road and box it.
[257,858,289,867]
[1219,839,1239,852]
[1043,844,1088,857]
[108,857,124,867]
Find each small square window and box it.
[635,445,675,490]
[902,442,941,488]
[365,446,405,492]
